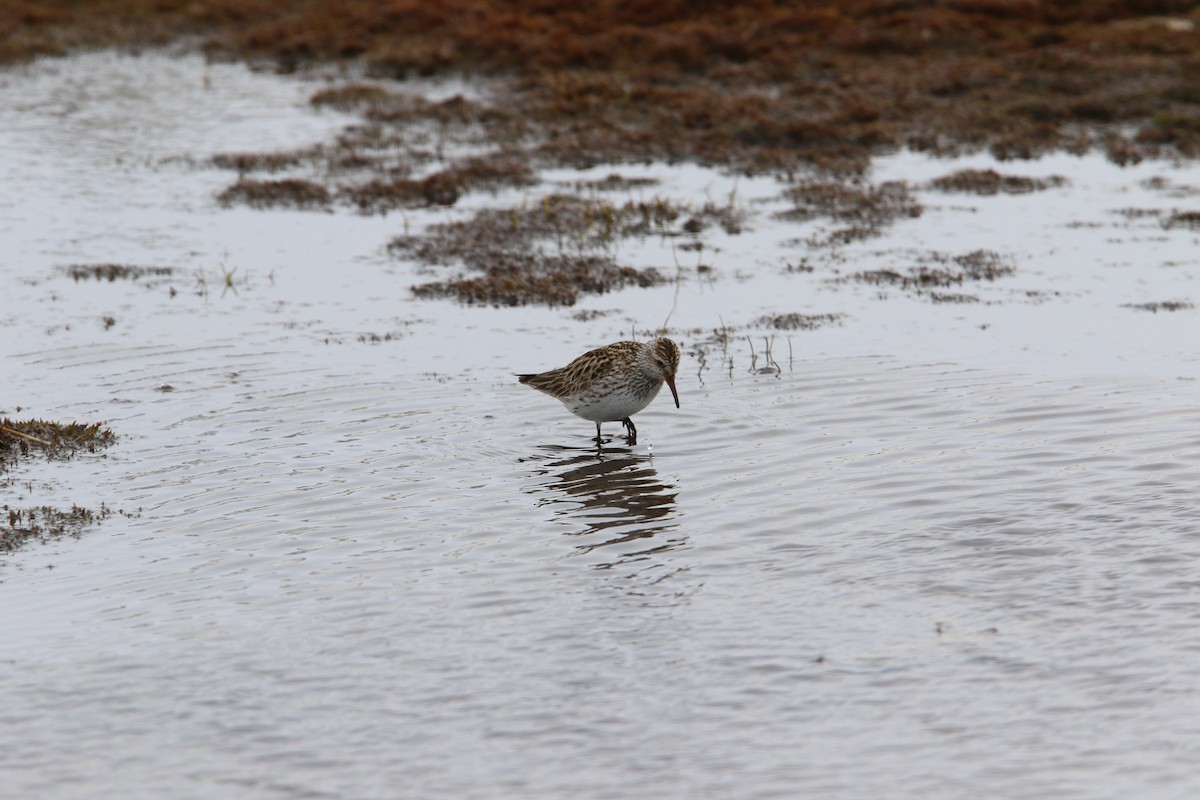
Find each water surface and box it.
[2,51,1199,800]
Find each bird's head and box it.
[645,337,681,408]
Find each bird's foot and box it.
[621,417,637,445]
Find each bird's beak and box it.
[665,375,680,409]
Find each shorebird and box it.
[517,337,681,444]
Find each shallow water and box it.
[3,51,1200,799]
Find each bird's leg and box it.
[621,417,637,445]
[594,421,603,445]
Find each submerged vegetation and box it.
[341,155,537,213]
[930,169,1069,196]
[217,177,332,210]
[1122,300,1195,312]
[64,263,177,282]
[847,249,1017,298]
[1,418,117,473]
[781,178,922,246]
[393,193,743,306]
[757,312,843,331]
[1,419,118,556]
[2,504,112,554]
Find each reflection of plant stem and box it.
[747,335,780,376]
[194,269,209,301]
[661,241,684,333]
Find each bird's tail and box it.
[515,368,565,391]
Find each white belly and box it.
[563,383,661,422]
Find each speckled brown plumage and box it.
[517,337,681,444]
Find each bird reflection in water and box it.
[520,444,684,571]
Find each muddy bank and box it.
[7,1,1200,174]
[12,3,1195,310]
